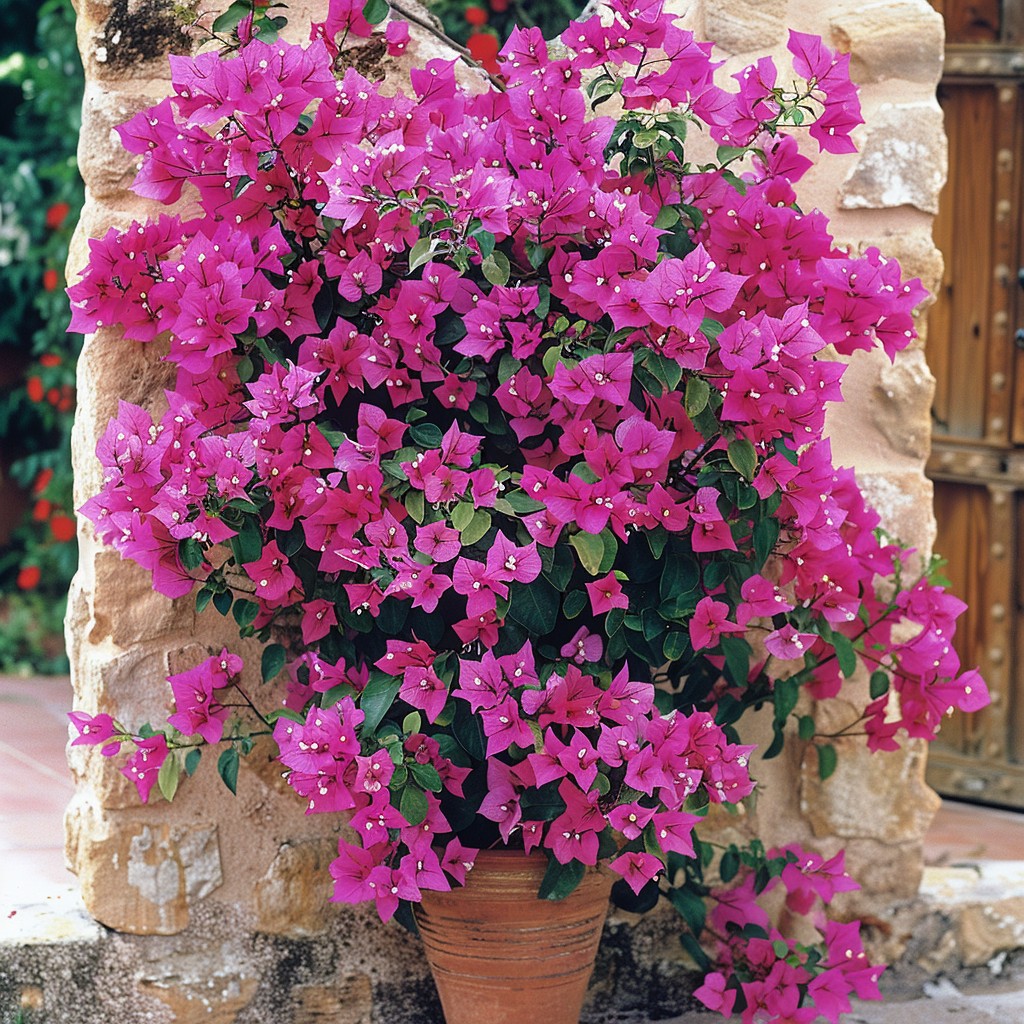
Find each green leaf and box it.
[406,489,425,524]
[716,144,749,164]
[753,518,780,566]
[570,532,604,575]
[267,707,306,725]
[727,438,758,481]
[762,721,786,760]
[563,590,588,619]
[504,491,546,514]
[157,753,181,803]
[184,748,202,776]
[218,747,240,795]
[473,228,496,259]
[721,635,752,687]
[684,376,710,418]
[362,0,390,24]
[663,630,689,662]
[232,516,265,565]
[701,318,725,343]
[402,711,422,736]
[180,537,206,572]
[195,588,215,614]
[831,632,858,678]
[646,351,683,392]
[409,421,444,448]
[817,744,838,781]
[261,643,286,683]
[450,502,475,531]
[797,714,816,741]
[232,599,259,628]
[598,530,619,575]
[213,591,233,616]
[654,205,681,229]
[869,670,890,700]
[538,857,586,901]
[611,877,661,913]
[408,236,436,271]
[461,509,492,546]
[360,674,402,734]
[668,885,707,935]
[481,251,511,287]
[719,849,740,883]
[212,0,252,33]
[409,762,442,792]
[399,784,429,826]
[507,577,560,635]
[773,676,800,723]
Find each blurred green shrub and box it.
[0,0,83,675]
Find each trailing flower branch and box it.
[68,0,987,1020]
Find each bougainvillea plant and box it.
[68,0,989,1020]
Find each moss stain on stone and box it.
[100,0,192,68]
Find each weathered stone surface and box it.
[873,349,936,462]
[704,0,787,55]
[830,0,945,85]
[958,900,1024,967]
[292,976,374,1024]
[801,736,939,845]
[73,815,222,934]
[141,974,259,1023]
[840,102,947,213]
[80,0,191,78]
[77,84,164,201]
[255,840,342,936]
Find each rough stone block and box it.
[872,350,936,462]
[801,736,939,846]
[830,1,945,85]
[74,815,222,934]
[840,102,946,214]
[292,976,374,1024]
[957,899,1024,968]
[704,0,787,55]
[255,840,342,936]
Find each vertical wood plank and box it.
[931,85,996,441]
[935,0,1002,42]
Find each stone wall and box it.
[56,0,948,1017]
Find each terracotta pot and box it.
[415,850,613,1024]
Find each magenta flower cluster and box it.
[68,0,986,1019]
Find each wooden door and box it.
[925,0,1024,805]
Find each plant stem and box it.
[388,0,507,92]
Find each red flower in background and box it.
[17,566,41,590]
[45,202,70,230]
[42,269,59,291]
[33,469,53,494]
[32,500,52,522]
[50,514,77,542]
[26,376,44,403]
[465,5,487,26]
[467,31,500,73]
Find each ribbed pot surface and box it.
[415,850,613,1024]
